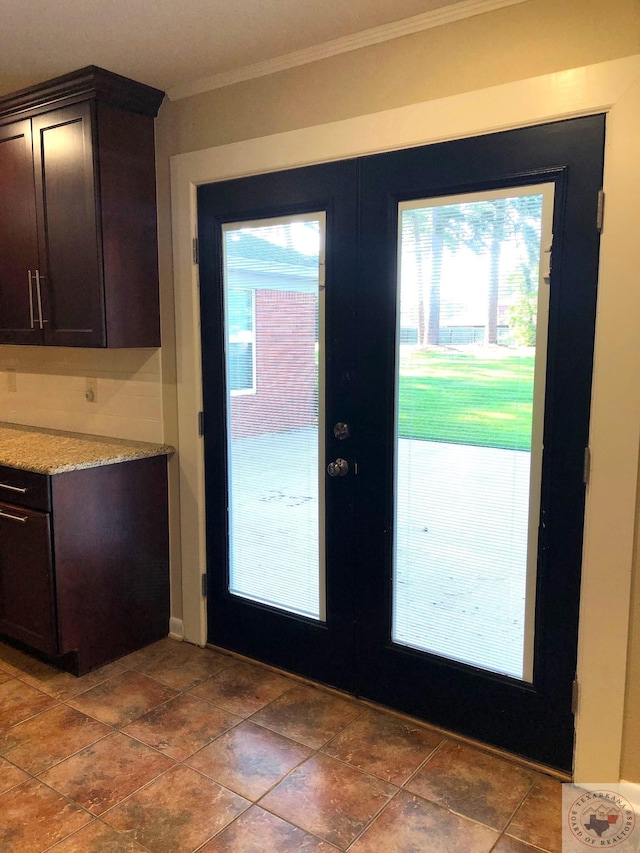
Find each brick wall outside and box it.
[230,289,317,438]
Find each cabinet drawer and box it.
[0,466,50,512]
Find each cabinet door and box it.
[0,502,57,654]
[32,104,106,346]
[0,120,43,344]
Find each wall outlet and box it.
[6,369,16,392]
[85,377,97,403]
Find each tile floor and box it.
[0,638,564,852]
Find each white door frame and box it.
[170,54,640,781]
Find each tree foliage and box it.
[401,194,543,347]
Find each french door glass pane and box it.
[393,185,554,681]
[222,214,325,620]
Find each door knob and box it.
[327,458,349,477]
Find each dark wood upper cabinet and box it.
[0,67,164,347]
[0,120,41,345]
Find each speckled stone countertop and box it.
[0,423,174,475]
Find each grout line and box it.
[401,736,447,790]
[343,785,404,851]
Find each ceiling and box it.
[0,0,494,100]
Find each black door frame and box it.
[197,115,605,772]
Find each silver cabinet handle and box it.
[35,270,45,329]
[0,483,28,494]
[28,270,35,328]
[0,509,28,523]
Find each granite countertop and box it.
[0,423,174,475]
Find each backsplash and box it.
[0,347,163,443]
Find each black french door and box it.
[198,114,605,771]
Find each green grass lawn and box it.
[398,351,535,451]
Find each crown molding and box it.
[0,65,165,119]
[167,0,529,101]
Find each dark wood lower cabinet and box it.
[0,504,56,655]
[0,455,169,675]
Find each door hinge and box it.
[596,189,605,233]
[192,237,199,265]
[583,446,591,486]
[201,573,207,597]
[198,410,205,437]
[572,679,579,715]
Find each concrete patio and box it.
[228,427,533,681]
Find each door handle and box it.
[327,458,349,477]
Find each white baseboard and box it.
[168,617,185,640]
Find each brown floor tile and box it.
[103,764,250,853]
[493,835,547,851]
[200,806,339,852]
[349,790,499,852]
[0,777,91,852]
[0,677,58,731]
[47,819,152,852]
[406,740,536,830]
[124,639,233,690]
[190,661,294,717]
[0,703,110,774]
[0,641,564,853]
[187,720,312,800]
[115,639,167,669]
[118,637,208,669]
[0,756,29,794]
[122,693,241,760]
[0,641,43,676]
[39,731,175,814]
[250,684,361,749]
[505,775,563,853]
[260,752,397,848]
[17,659,128,701]
[67,670,178,727]
[322,709,443,785]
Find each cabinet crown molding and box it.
[0,66,165,120]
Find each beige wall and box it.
[0,347,163,442]
[161,0,640,154]
[157,0,640,780]
[623,481,640,779]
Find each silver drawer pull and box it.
[0,483,28,494]
[0,509,28,523]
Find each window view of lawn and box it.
[397,350,535,451]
